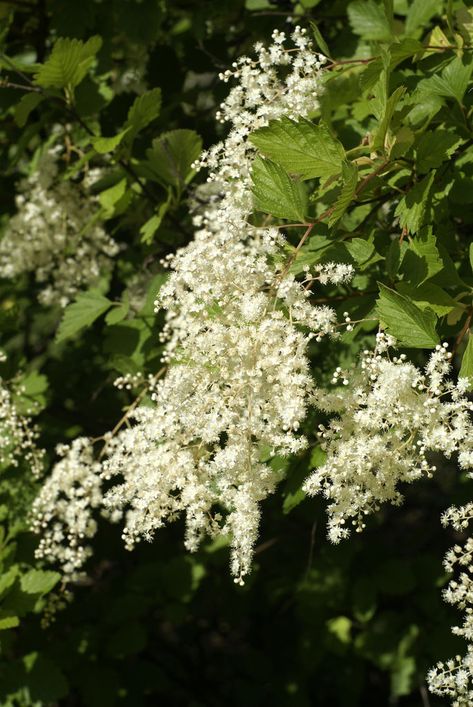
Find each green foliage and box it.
[34,36,102,91]
[56,290,112,343]
[250,117,345,180]
[460,333,473,387]
[0,1,472,705]
[376,284,439,348]
[252,157,308,221]
[146,129,202,191]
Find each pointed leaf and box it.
[252,157,307,222]
[376,283,439,348]
[34,35,102,89]
[348,0,393,41]
[395,171,435,235]
[14,92,44,127]
[56,290,112,343]
[328,162,358,226]
[146,129,202,189]
[124,88,162,145]
[250,117,345,181]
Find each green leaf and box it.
[98,178,127,216]
[56,290,112,343]
[250,117,345,181]
[124,88,162,145]
[394,171,435,235]
[309,21,332,58]
[140,197,170,244]
[415,130,462,173]
[20,569,60,595]
[34,35,102,90]
[92,129,131,154]
[141,273,168,316]
[14,92,43,127]
[396,282,458,315]
[459,333,473,388]
[146,129,202,190]
[376,283,439,347]
[405,0,443,35]
[418,55,473,104]
[251,157,308,222]
[105,296,130,325]
[345,237,374,264]
[372,86,406,152]
[402,229,443,285]
[469,242,473,272]
[348,0,393,41]
[328,162,358,226]
[0,612,19,630]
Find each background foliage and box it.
[0,0,473,704]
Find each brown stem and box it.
[452,309,473,357]
[0,79,41,92]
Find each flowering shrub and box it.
[1,1,473,705]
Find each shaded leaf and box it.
[146,129,202,190]
[56,290,112,343]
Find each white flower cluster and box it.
[33,29,340,584]
[428,502,473,705]
[0,149,119,307]
[0,373,44,478]
[31,438,103,581]
[304,335,473,543]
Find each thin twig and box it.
[0,79,41,92]
[452,308,472,357]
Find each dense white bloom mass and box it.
[0,149,119,307]
[428,502,473,706]
[0,367,44,478]
[33,28,338,583]
[304,335,473,543]
[31,438,103,580]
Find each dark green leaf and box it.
[328,162,358,226]
[394,171,435,234]
[146,129,202,190]
[14,92,43,127]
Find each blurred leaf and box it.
[348,0,393,40]
[56,290,112,343]
[14,92,43,127]
[20,569,60,595]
